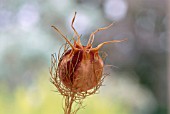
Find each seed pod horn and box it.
[91,38,128,52]
[87,22,115,46]
[51,25,76,50]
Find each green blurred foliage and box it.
[0,71,131,114]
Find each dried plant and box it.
[49,12,126,114]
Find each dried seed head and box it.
[51,12,127,92]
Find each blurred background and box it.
[0,0,168,114]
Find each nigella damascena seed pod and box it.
[58,46,104,92]
[52,12,127,92]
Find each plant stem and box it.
[65,93,75,114]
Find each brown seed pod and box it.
[50,12,127,114]
[51,12,126,92]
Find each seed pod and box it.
[51,12,127,92]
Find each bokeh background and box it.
[0,0,168,114]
